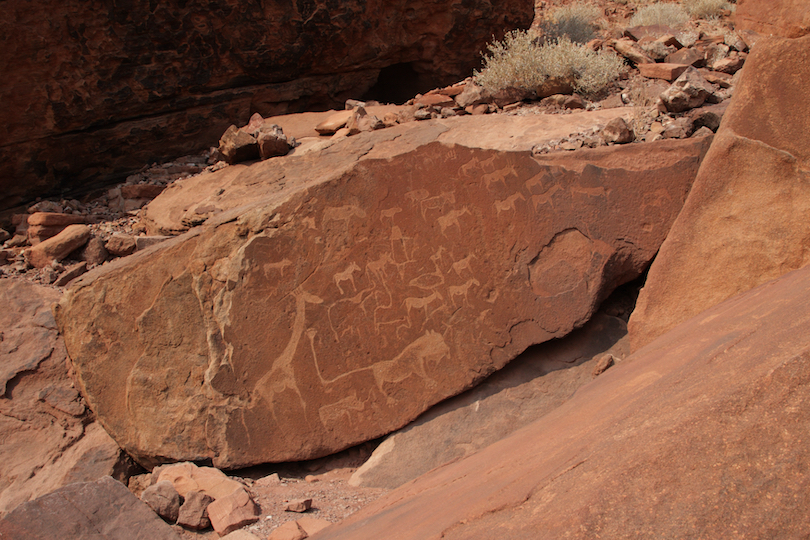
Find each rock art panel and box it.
[315,263,810,540]
[628,34,810,351]
[349,312,629,489]
[56,138,709,468]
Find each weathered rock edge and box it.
[55,137,709,468]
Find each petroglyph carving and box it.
[322,205,367,225]
[437,207,471,234]
[452,254,477,277]
[319,393,366,427]
[371,331,450,404]
[262,258,293,276]
[495,193,526,215]
[449,278,481,307]
[419,192,456,219]
[380,207,403,221]
[404,291,445,321]
[334,262,361,294]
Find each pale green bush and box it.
[539,4,602,44]
[683,0,733,19]
[474,31,624,95]
[629,3,689,27]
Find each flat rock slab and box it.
[56,129,710,468]
[628,34,810,351]
[0,476,181,540]
[349,312,628,489]
[0,280,129,517]
[313,262,810,540]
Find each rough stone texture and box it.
[55,116,710,469]
[24,224,91,269]
[176,490,214,530]
[27,212,89,244]
[313,263,810,540]
[0,280,132,517]
[206,487,260,536]
[141,111,633,236]
[285,498,313,513]
[349,312,628,489]
[637,62,689,81]
[0,0,533,212]
[297,517,332,536]
[601,117,634,144]
[156,462,243,500]
[141,481,181,523]
[735,0,810,38]
[0,476,182,539]
[268,521,308,540]
[106,233,137,257]
[660,67,716,113]
[628,34,810,351]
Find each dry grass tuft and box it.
[683,0,734,19]
[539,4,602,44]
[629,3,689,27]
[474,31,625,96]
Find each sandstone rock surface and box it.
[735,0,810,38]
[628,34,810,351]
[140,110,633,236]
[24,224,90,269]
[0,280,131,517]
[56,118,709,469]
[349,312,628,489]
[312,263,810,540]
[0,476,181,539]
[0,0,533,212]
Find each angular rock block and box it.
[0,476,181,539]
[56,137,710,468]
[629,34,810,350]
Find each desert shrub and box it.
[474,31,625,95]
[683,0,733,19]
[629,2,689,27]
[538,4,602,44]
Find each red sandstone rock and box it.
[0,476,181,539]
[601,117,634,144]
[315,110,354,135]
[156,462,243,500]
[660,67,717,113]
[637,62,689,81]
[141,481,181,523]
[269,521,308,540]
[611,38,655,64]
[735,0,810,38]
[0,281,133,516]
[285,498,313,513]
[313,264,810,540]
[105,233,137,257]
[349,313,628,489]
[24,224,90,268]
[0,0,533,212]
[206,487,260,536]
[176,490,214,530]
[55,116,710,468]
[27,212,88,245]
[121,184,167,200]
[629,34,810,351]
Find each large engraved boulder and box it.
[55,120,710,468]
